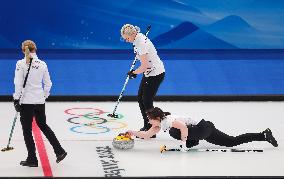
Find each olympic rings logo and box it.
[64,108,127,135]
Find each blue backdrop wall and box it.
[0,0,284,96]
[1,49,284,96]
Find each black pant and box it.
[138,72,165,129]
[169,119,265,148]
[20,104,65,161]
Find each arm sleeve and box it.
[13,61,24,99]
[165,119,173,130]
[43,64,52,98]
[161,117,174,131]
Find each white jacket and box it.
[13,53,52,104]
[133,33,165,77]
[160,115,201,132]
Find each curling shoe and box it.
[263,128,278,147]
[139,126,148,131]
[56,151,67,163]
[20,160,38,167]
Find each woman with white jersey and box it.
[127,107,278,152]
[13,40,67,167]
[121,24,165,135]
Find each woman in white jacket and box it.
[13,40,67,167]
[121,24,165,135]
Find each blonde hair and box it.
[121,24,140,36]
[21,40,37,52]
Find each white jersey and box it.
[160,115,201,132]
[13,53,52,104]
[133,33,165,77]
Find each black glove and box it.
[127,70,137,79]
[13,99,21,112]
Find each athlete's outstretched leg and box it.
[205,122,271,147]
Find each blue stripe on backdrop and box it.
[1,50,284,95]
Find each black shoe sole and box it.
[20,161,38,167]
